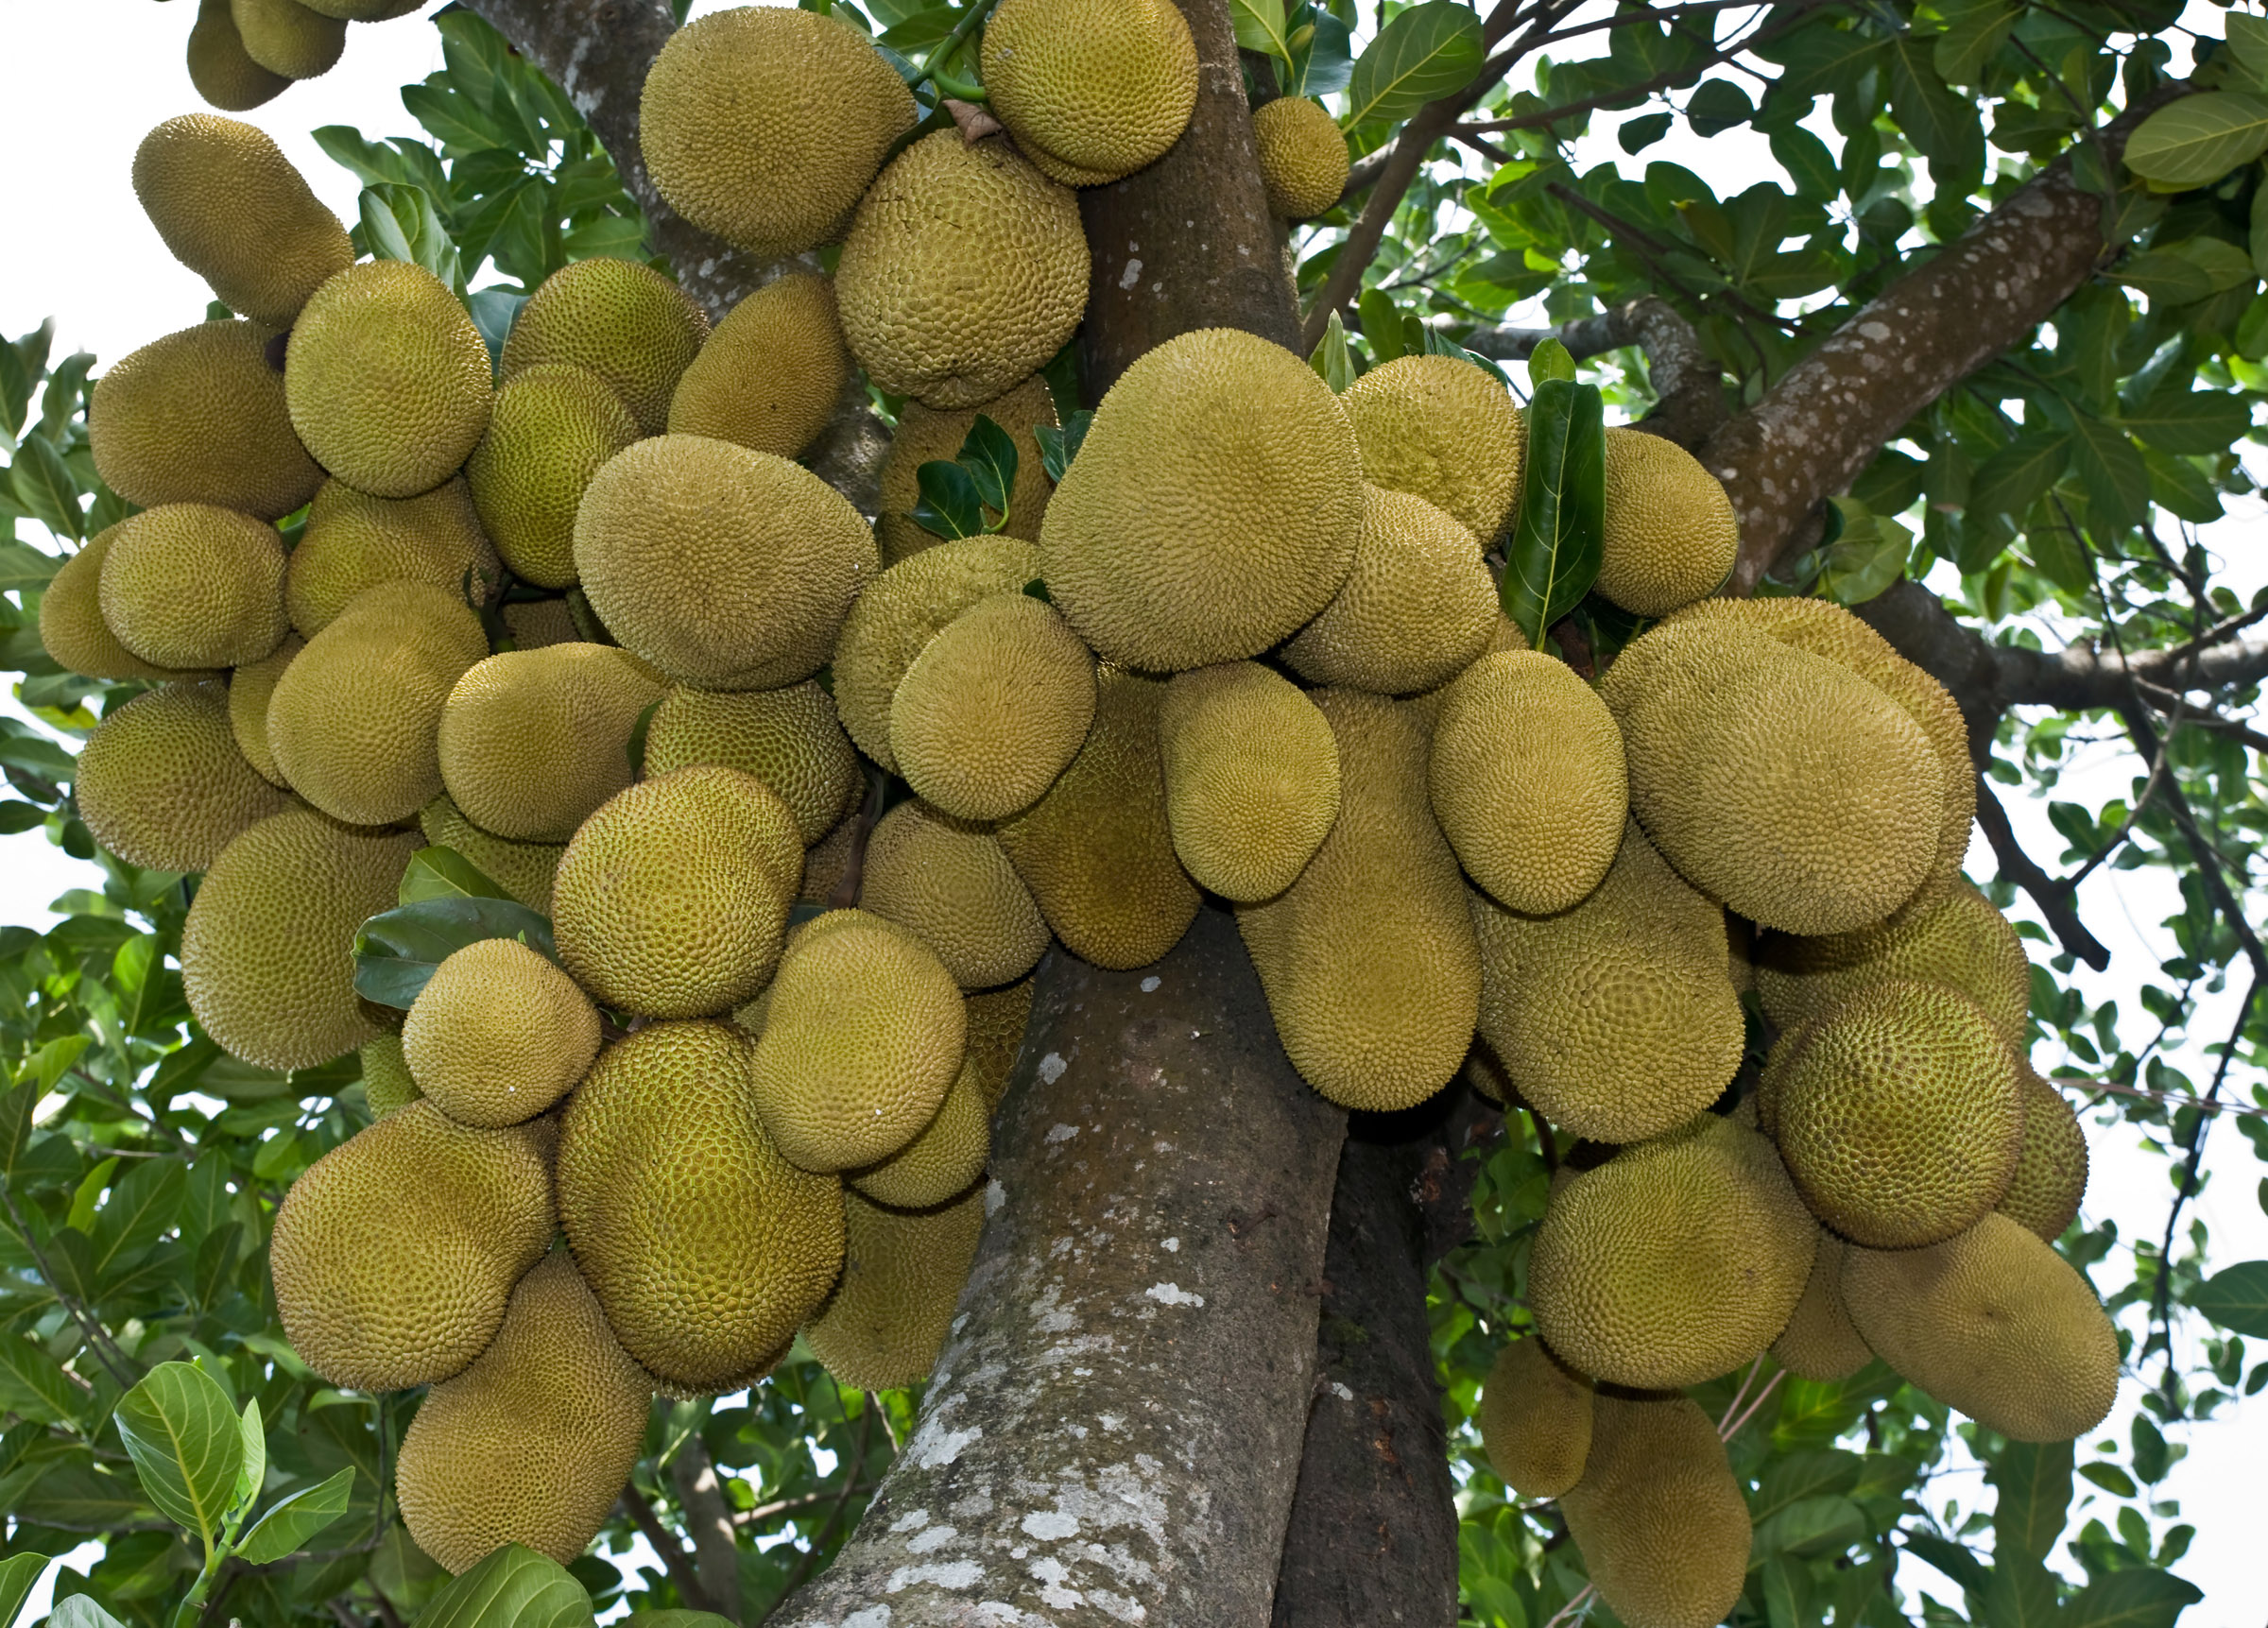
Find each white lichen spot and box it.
[1010,1545,1029,1559]
[908,1412,983,1469]
[889,1509,932,1534]
[842,1608,892,1628]
[1140,975,1160,992]
[1038,1053,1069,1085]
[1330,1381,1355,1402]
[885,1560,984,1592]
[1160,1237,1179,1252]
[1031,1557,1081,1608]
[1118,258,1144,290]
[986,1178,1007,1215]
[1090,1588,1149,1623]
[1144,1282,1204,1308]
[1023,1509,1082,1541]
[906,1523,959,1553]
[1046,1122,1079,1143]
[976,1606,1023,1624]
[1099,1413,1125,1431]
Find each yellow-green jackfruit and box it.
[890,591,1096,821]
[231,0,345,77]
[1158,661,1340,903]
[466,364,640,589]
[1999,1068,2088,1241]
[667,272,847,458]
[502,597,579,650]
[1756,879,2030,1042]
[1593,428,1739,617]
[38,526,206,684]
[804,1185,985,1392]
[1341,353,1524,547]
[286,476,502,639]
[877,378,1058,565]
[980,0,1197,185]
[1282,485,1494,694]
[404,937,601,1128]
[644,681,862,848]
[90,320,319,520]
[1253,96,1349,218]
[965,978,1037,1111]
[1475,1337,1592,1499]
[501,257,710,437]
[1560,1392,1751,1628]
[361,1032,421,1118]
[860,799,1051,990]
[99,503,288,670]
[133,114,350,323]
[849,1056,990,1209]
[187,0,290,110]
[438,643,667,842]
[1770,1227,1872,1382]
[420,795,564,915]
[74,679,290,872]
[229,633,301,788]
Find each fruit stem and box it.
[905,0,1002,99]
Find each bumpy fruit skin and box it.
[1768,981,2023,1249]
[1252,96,1349,218]
[1158,662,1340,902]
[1560,1392,1752,1628]
[639,7,916,257]
[1476,1338,1592,1498]
[1998,1067,2088,1241]
[1283,485,1495,694]
[1757,879,2029,1042]
[269,1101,555,1390]
[74,680,290,872]
[39,527,208,684]
[667,273,847,458]
[438,644,667,842]
[805,1185,986,1392]
[89,321,319,520]
[981,0,1197,183]
[228,634,301,788]
[231,0,345,77]
[285,261,494,499]
[1432,651,1626,914]
[997,669,1201,970]
[420,795,564,915]
[850,1056,990,1208]
[837,134,1090,409]
[404,938,601,1129]
[287,477,502,638]
[99,504,288,670]
[395,1252,651,1574]
[1341,354,1524,548]
[360,1033,421,1117]
[964,979,1037,1110]
[576,435,879,690]
[1237,690,1479,1111]
[644,681,860,847]
[187,0,291,110]
[1842,1213,2118,1441]
[861,799,1051,990]
[502,598,578,649]
[1042,328,1363,669]
[553,767,799,1019]
[1591,428,1739,616]
[467,365,640,589]
[1471,821,1743,1144]
[1600,613,1943,934]
[501,257,710,437]
[1530,1114,1816,1389]
[132,114,351,324]
[877,378,1058,564]
[890,591,1097,821]
[799,814,860,905]
[831,537,1041,774]
[266,580,490,826]
[558,1021,845,1394]
[1770,1227,1872,1381]
[296,0,423,17]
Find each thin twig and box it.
[0,1181,137,1387]
[869,1391,904,1455]
[733,1486,874,1529]
[1717,1355,1765,1431]
[1972,778,2112,970]
[765,1405,877,1618]
[1542,1583,1596,1628]
[620,1482,714,1616]
[1718,1369,1786,1442]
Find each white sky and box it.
[1,0,2263,1621]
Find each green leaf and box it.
[1886,33,1984,183]
[0,537,61,591]
[352,896,559,1009]
[1686,78,1753,138]
[1982,1558,2066,1628]
[399,846,515,906]
[0,1551,51,1628]
[1619,111,1673,154]
[417,1544,597,1628]
[1991,1439,2073,1568]
[1231,0,1290,62]
[1933,0,2019,86]
[235,1395,266,1517]
[2063,1568,2204,1628]
[1526,336,1575,387]
[2191,1259,2268,1334]
[1309,309,1358,393]
[9,434,83,541]
[87,1156,184,1277]
[1770,125,1839,200]
[1968,431,2072,521]
[1813,498,1911,606]
[1289,11,1353,98]
[1500,378,1605,648]
[911,460,987,541]
[2225,13,2268,91]
[113,1361,245,1552]
[1035,410,1092,481]
[1359,287,1407,365]
[622,1617,736,1628]
[2078,1460,2139,1497]
[0,1336,87,1429]
[2069,416,2150,539]
[956,415,1020,521]
[2122,386,2253,454]
[2122,92,2268,188]
[1345,0,1484,129]
[1899,1530,1990,1595]
[47,1599,129,1628]
[2112,248,2219,304]
[468,288,527,369]
[1752,1493,1867,1562]
[235,1465,356,1565]
[359,183,467,296]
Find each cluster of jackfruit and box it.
[183,0,422,113]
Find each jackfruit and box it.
[1252,96,1349,218]
[804,1185,985,1392]
[89,321,319,520]
[295,0,422,16]
[285,260,493,499]
[1236,690,1478,1110]
[361,1032,421,1117]
[1591,428,1739,617]
[1157,662,1340,902]
[1769,1228,1872,1382]
[501,258,709,437]
[667,273,847,458]
[466,364,640,589]
[1560,1392,1750,1628]
[575,435,878,689]
[404,938,601,1129]
[890,591,1096,821]
[266,580,490,826]
[553,767,799,1019]
[996,669,1200,970]
[558,1020,844,1392]
[420,795,564,915]
[980,0,1197,185]
[1470,821,1743,1143]
[1282,485,1494,694]
[644,681,860,846]
[99,503,288,670]
[1042,327,1363,669]
[1475,1337,1592,1499]
[1768,981,2022,1249]
[800,813,860,906]
[640,5,915,254]
[836,133,1089,409]
[965,978,1037,1110]
[269,1101,555,1390]
[1754,878,2030,1044]
[831,536,1041,773]
[1431,651,1625,914]
[1998,1068,2088,1241]
[877,377,1059,565]
[287,477,502,639]
[1842,1212,2118,1440]
[1599,613,1942,934]
[502,598,579,650]
[860,799,1050,990]
[231,0,345,77]
[396,1251,651,1574]
[1341,354,1524,548]
[133,114,351,326]
[849,1056,990,1208]
[227,634,300,788]
[187,0,290,110]
[748,909,967,1172]
[38,527,206,684]
[438,643,667,842]
[1529,1113,1815,1388]
[74,679,290,872]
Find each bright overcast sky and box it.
[1,2,2262,1621]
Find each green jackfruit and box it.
[361,1032,421,1118]
[287,477,502,639]
[1593,428,1739,617]
[187,0,290,110]
[1281,485,1494,694]
[229,633,301,788]
[1769,1228,1872,1382]
[501,257,709,437]
[502,598,579,650]
[133,114,349,323]
[804,1186,985,1392]
[74,679,290,872]
[849,1056,990,1209]
[876,377,1058,565]
[231,0,344,77]
[644,681,860,847]
[1253,95,1349,218]
[1476,1338,1592,1499]
[965,979,1037,1111]
[980,0,1196,185]
[1756,879,2030,1042]
[1561,1392,1751,1628]
[99,503,288,670]
[890,591,1096,821]
[667,272,847,458]
[38,527,207,684]
[1341,353,1524,548]
[90,320,319,519]
[1998,1068,2088,1241]
[419,795,564,914]
[860,799,1050,990]
[438,643,667,842]
[466,364,640,589]
[404,937,601,1128]
[1157,662,1339,904]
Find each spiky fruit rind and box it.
[1592,427,1739,617]
[39,527,208,684]
[667,272,847,459]
[361,1032,421,1118]
[188,0,291,110]
[501,257,710,437]
[74,679,290,872]
[1560,1392,1751,1628]
[805,1185,985,1392]
[99,503,288,670]
[1998,1068,2088,1241]
[1158,661,1340,902]
[644,680,862,846]
[1341,354,1524,548]
[90,320,320,520]
[1770,1228,1873,1382]
[438,643,667,843]
[229,633,301,788]
[1282,485,1495,694]
[965,979,1037,1111]
[1476,1338,1593,1499]
[404,937,601,1128]
[132,113,352,325]
[287,476,501,639]
[877,379,1058,564]
[849,1056,990,1209]
[861,800,1051,991]
[1253,96,1349,218]
[1757,878,2029,1042]
[419,795,565,915]
[232,0,346,77]
[468,364,641,589]
[980,0,1197,181]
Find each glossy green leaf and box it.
[2122,386,2254,454]
[2191,1259,2268,1334]
[1309,309,1358,393]
[1526,336,1575,387]
[235,1465,356,1565]
[1230,0,1290,62]
[1982,1558,2066,1628]
[2225,12,2268,90]
[2123,92,2268,188]
[352,895,559,1009]
[0,1337,85,1429]
[1619,111,1672,153]
[956,414,1020,521]
[1992,1439,2073,1568]
[911,459,987,541]
[2064,1568,2205,1628]
[1500,378,1605,648]
[2113,248,2221,304]
[46,1600,129,1628]
[113,1362,245,1551]
[360,182,467,295]
[1035,411,1092,482]
[1345,0,1483,129]
[9,433,82,541]
[235,1395,266,1517]
[2079,1460,2139,1497]
[0,1551,50,1628]
[418,1544,597,1628]
[399,846,515,906]
[1813,498,1911,606]
[1288,12,1354,97]
[1967,431,2071,521]
[1933,0,2019,86]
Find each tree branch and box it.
[1972,778,2112,971]
[669,1436,744,1623]
[620,1482,717,1617]
[1466,295,1728,447]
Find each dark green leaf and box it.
[1686,79,1753,138]
[957,415,1020,521]
[2078,1460,2139,1497]
[0,537,62,591]
[9,434,83,541]
[1770,126,1839,199]
[1899,1531,1991,1596]
[1619,111,1673,154]
[114,1362,245,1551]
[2122,386,2252,454]
[1289,11,1353,98]
[1991,1439,2073,1568]
[0,1335,87,1429]
[1814,499,1911,605]
[352,896,559,1009]
[1500,378,1605,647]
[417,1544,597,1628]
[236,1466,357,1565]
[87,1155,185,1277]
[467,289,526,369]
[47,1599,129,1628]
[1360,287,1406,364]
[1309,309,1358,393]
[1035,410,1093,482]
[1751,1448,1864,1524]
[1933,0,2019,85]
[2069,416,2149,539]
[911,460,987,541]
[0,1550,50,1628]
[1231,0,1291,61]
[1345,0,1484,129]
[1886,34,1984,183]
[1753,1494,1867,1562]
[627,696,661,780]
[1968,431,2071,521]
[359,183,466,296]
[2063,1568,2204,1628]
[398,846,514,906]
[1982,1558,2065,1628]
[2122,92,2268,187]
[2191,1260,2268,1335]
[2112,248,2219,304]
